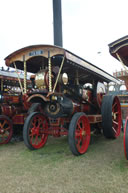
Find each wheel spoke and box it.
[32,122,35,127]
[23,113,48,150]
[34,135,39,145]
[29,132,34,138]
[83,133,87,140]
[114,111,119,115]
[102,96,121,139]
[113,120,118,125]
[5,127,10,131]
[75,132,79,138]
[76,137,82,150]
[112,102,117,111]
[2,133,9,137]
[37,118,42,127]
[1,133,8,140]
[0,121,6,129]
[69,113,91,155]
[0,116,13,144]
[77,122,82,130]
[112,127,117,134]
[30,133,34,143]
[77,137,81,146]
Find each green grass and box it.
[0,133,128,193]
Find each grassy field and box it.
[0,133,128,193]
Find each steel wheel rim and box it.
[124,117,128,160]
[75,115,90,154]
[112,97,121,138]
[29,114,48,149]
[0,117,12,144]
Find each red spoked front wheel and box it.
[23,112,48,150]
[124,117,128,160]
[68,112,91,156]
[0,115,13,144]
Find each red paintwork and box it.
[0,96,29,125]
[87,115,102,123]
[112,97,122,138]
[28,114,48,149]
[1,105,16,117]
[22,94,31,110]
[0,70,32,144]
[0,115,13,144]
[123,117,128,160]
[12,114,25,125]
[124,118,127,159]
[80,104,90,113]
[2,94,20,104]
[0,94,30,120]
[43,127,68,137]
[0,93,30,144]
[74,114,90,154]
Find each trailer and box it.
[5,45,122,155]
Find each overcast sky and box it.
[0,0,127,74]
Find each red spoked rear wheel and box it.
[23,112,48,150]
[101,95,121,138]
[112,96,122,137]
[124,117,128,160]
[68,112,91,156]
[0,115,13,144]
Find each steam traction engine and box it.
[109,35,128,160]
[0,70,30,144]
[5,45,122,155]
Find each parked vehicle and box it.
[109,35,128,159]
[0,69,31,144]
[5,45,122,155]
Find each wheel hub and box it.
[31,128,39,135]
[82,130,86,136]
[0,128,4,133]
[112,112,116,120]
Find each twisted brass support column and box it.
[1,79,3,91]
[53,55,65,93]
[23,55,27,94]
[76,70,79,85]
[13,62,24,94]
[48,51,52,92]
[116,53,128,72]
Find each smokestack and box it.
[53,0,63,47]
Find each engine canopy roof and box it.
[109,35,128,67]
[5,44,120,84]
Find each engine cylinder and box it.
[44,96,81,118]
